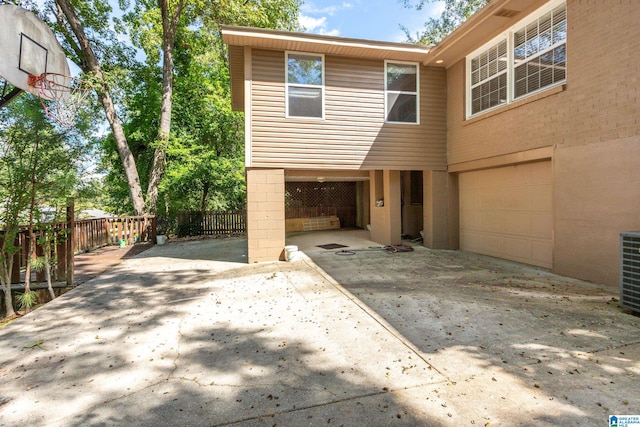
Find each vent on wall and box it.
[494,8,520,18]
[620,231,640,313]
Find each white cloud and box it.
[301,1,354,16]
[427,1,447,18]
[297,1,357,36]
[298,15,328,31]
[298,14,341,36]
[318,28,340,36]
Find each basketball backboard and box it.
[0,3,70,100]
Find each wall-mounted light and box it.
[317,177,325,183]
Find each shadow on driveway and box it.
[1,234,639,426]
[288,229,640,425]
[0,237,443,426]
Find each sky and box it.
[297,0,446,43]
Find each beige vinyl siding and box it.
[250,49,446,170]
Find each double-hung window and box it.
[385,61,419,124]
[286,52,324,119]
[470,40,508,115]
[513,4,567,98]
[466,0,566,118]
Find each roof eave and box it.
[424,0,549,68]
[221,25,431,63]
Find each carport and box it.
[284,170,370,233]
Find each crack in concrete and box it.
[302,258,453,383]
[208,382,445,427]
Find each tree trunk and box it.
[23,232,35,314]
[0,252,15,318]
[145,0,184,215]
[23,140,40,314]
[55,0,147,216]
[200,181,210,213]
[44,233,55,300]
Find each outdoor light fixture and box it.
[317,176,325,183]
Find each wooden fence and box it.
[75,216,157,253]
[176,210,246,237]
[1,215,156,285]
[1,226,73,286]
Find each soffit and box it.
[221,25,432,63]
[425,0,549,68]
[228,45,244,111]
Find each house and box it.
[221,0,640,287]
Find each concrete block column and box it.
[423,170,457,249]
[369,170,401,245]
[246,168,285,263]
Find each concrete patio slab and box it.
[287,229,640,425]
[0,231,638,426]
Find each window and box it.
[386,61,419,124]
[470,40,508,115]
[513,4,567,98]
[466,1,566,118]
[286,53,324,118]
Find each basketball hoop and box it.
[27,72,92,127]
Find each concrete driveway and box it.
[0,232,638,426]
[288,230,640,425]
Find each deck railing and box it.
[0,215,156,285]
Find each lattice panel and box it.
[285,182,356,227]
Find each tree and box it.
[93,0,299,217]
[0,96,86,317]
[401,0,489,45]
[50,0,147,216]
[126,0,301,215]
[51,0,300,216]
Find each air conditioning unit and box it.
[620,231,640,313]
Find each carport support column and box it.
[369,170,401,245]
[246,168,285,263]
[422,170,455,249]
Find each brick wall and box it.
[447,1,640,164]
[446,0,640,286]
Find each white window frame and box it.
[385,60,420,125]
[465,0,566,119]
[285,51,325,120]
[467,37,509,117]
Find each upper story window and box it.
[466,0,566,118]
[385,61,419,124]
[513,4,567,98]
[286,52,324,119]
[470,40,508,115]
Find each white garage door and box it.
[459,161,553,268]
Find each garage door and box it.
[459,161,552,268]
